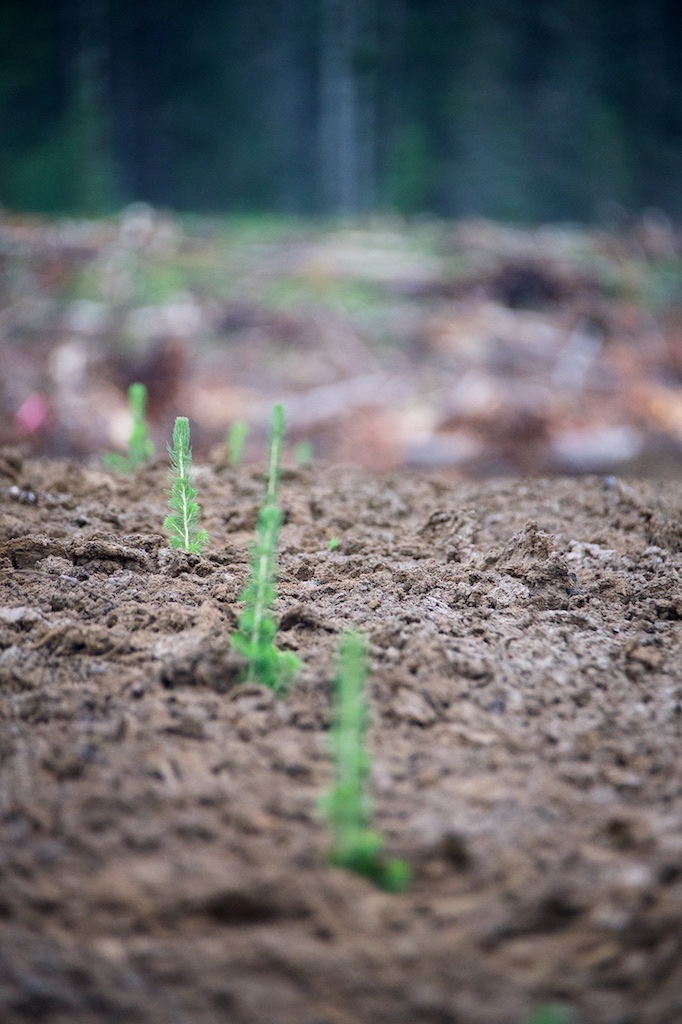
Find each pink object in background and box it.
[15,393,49,434]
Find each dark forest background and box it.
[1,0,681,222]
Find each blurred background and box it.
[1,0,682,476]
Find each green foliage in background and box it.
[294,440,314,467]
[227,420,248,467]
[2,0,682,219]
[104,383,154,472]
[0,1,120,214]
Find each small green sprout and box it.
[163,416,208,554]
[105,382,155,472]
[328,537,340,551]
[321,631,410,892]
[231,504,300,692]
[265,402,285,503]
[230,404,299,692]
[227,419,248,467]
[525,1006,573,1024]
[294,439,314,466]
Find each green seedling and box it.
[231,504,300,692]
[294,439,314,466]
[525,1006,573,1024]
[230,404,299,692]
[265,402,285,502]
[227,419,248,467]
[321,631,410,892]
[105,382,155,472]
[163,416,208,554]
[328,537,340,551]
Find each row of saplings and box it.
[104,385,572,1024]
[108,385,407,891]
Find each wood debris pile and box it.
[1,208,681,477]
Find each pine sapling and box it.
[227,420,248,467]
[164,416,208,553]
[526,1006,573,1024]
[231,504,299,691]
[265,402,285,503]
[294,440,314,466]
[105,382,155,472]
[321,631,410,892]
[230,404,299,692]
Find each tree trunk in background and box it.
[356,2,377,215]
[632,0,678,210]
[2,0,682,220]
[376,0,407,210]
[72,0,119,211]
[265,0,312,213]
[319,0,356,213]
[318,0,376,214]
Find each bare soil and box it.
[1,450,682,1024]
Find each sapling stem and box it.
[321,631,410,892]
[163,416,208,554]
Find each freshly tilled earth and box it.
[1,449,682,1023]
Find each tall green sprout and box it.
[321,631,410,892]
[525,1006,573,1024]
[105,382,155,472]
[230,404,299,692]
[227,420,248,467]
[265,402,285,503]
[164,416,208,553]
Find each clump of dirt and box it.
[1,450,682,1024]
